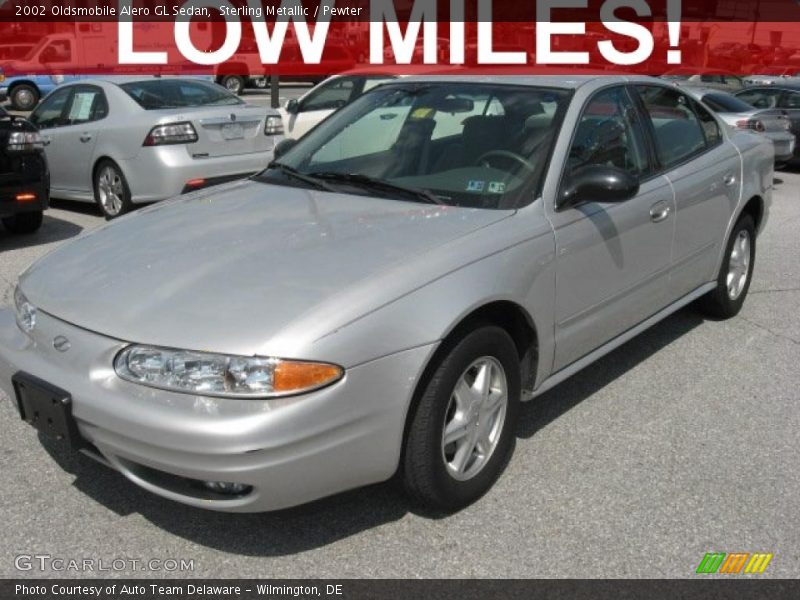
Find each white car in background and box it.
[744,66,800,87]
[279,71,399,139]
[28,77,284,219]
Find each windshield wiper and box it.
[267,162,335,191]
[307,172,443,205]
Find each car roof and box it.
[63,76,216,87]
[743,82,800,91]
[681,86,735,98]
[393,72,664,90]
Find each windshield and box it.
[257,82,571,209]
[120,79,243,110]
[701,92,756,113]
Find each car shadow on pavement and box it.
[0,213,84,252]
[38,307,706,557]
[516,307,705,440]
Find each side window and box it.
[636,86,707,169]
[690,98,721,146]
[566,86,649,178]
[64,87,108,125]
[700,74,723,84]
[39,40,72,64]
[737,89,781,109]
[29,87,72,129]
[301,77,357,112]
[780,91,800,109]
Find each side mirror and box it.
[273,138,298,159]
[559,165,639,210]
[285,99,299,115]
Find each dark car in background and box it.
[0,106,49,234]
[736,84,800,163]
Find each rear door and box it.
[635,85,740,298]
[548,85,675,370]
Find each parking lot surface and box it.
[0,167,798,578]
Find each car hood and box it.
[20,180,512,357]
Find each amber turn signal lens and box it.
[273,361,344,394]
[15,193,36,202]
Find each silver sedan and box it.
[683,87,796,163]
[27,77,284,218]
[0,76,773,513]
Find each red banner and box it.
[0,1,799,76]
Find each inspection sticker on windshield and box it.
[411,107,435,119]
[488,182,506,194]
[466,180,485,193]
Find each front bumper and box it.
[0,308,434,512]
[120,143,279,204]
[0,152,49,217]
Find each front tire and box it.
[2,211,43,234]
[10,84,39,111]
[93,160,133,220]
[698,214,756,319]
[403,325,521,512]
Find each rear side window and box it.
[121,80,242,110]
[65,86,108,125]
[690,99,721,146]
[636,86,707,169]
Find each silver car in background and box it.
[0,76,773,513]
[683,87,796,164]
[28,77,284,218]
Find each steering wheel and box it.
[475,150,535,173]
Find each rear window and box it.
[120,80,242,110]
[701,93,755,113]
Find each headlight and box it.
[264,114,284,135]
[13,286,36,334]
[7,131,45,152]
[114,345,343,398]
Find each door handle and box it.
[723,173,737,187]
[79,133,92,143]
[649,202,671,223]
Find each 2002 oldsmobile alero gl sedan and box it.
[0,76,773,513]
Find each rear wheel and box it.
[10,84,39,111]
[698,214,755,319]
[2,211,43,234]
[402,325,521,512]
[93,160,133,220]
[221,75,245,95]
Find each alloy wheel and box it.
[727,229,751,300]
[98,166,124,217]
[441,357,508,481]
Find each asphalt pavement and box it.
[0,163,798,578]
